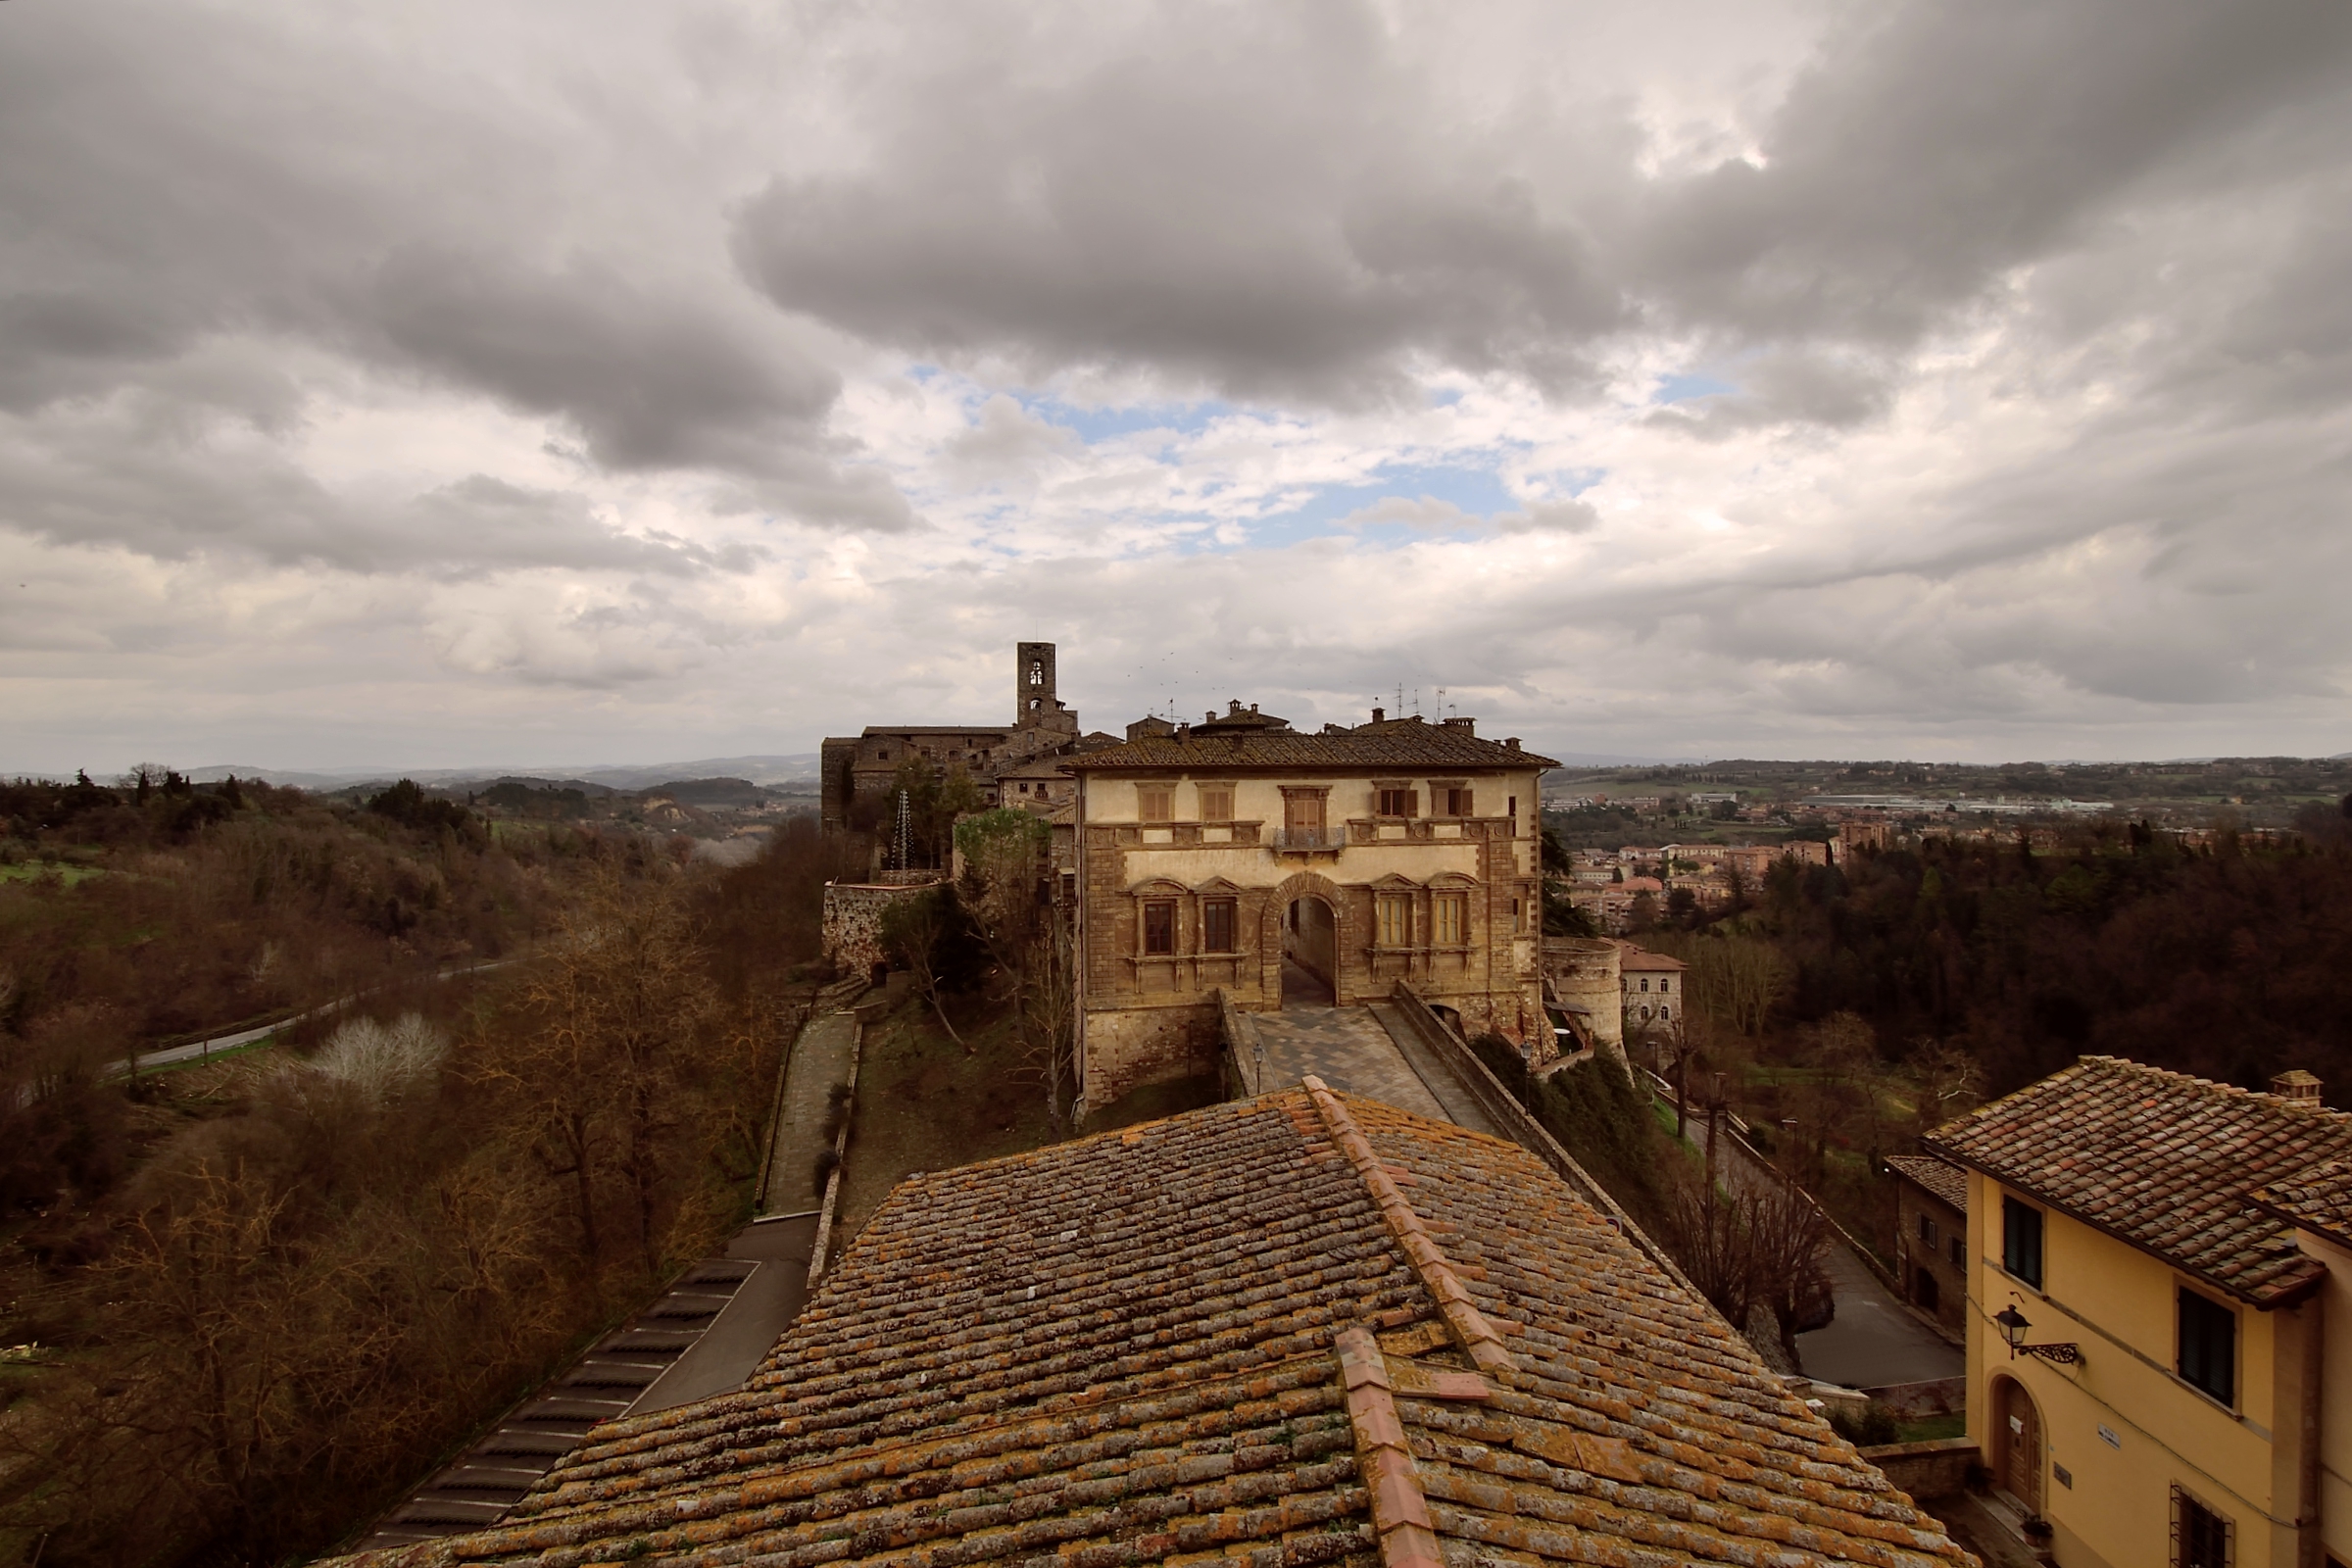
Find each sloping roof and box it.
[1925,1054,2352,1305]
[1615,947,1687,973]
[997,754,1075,779]
[1885,1155,1969,1214]
[1069,717,1557,773]
[2251,1157,2352,1253]
[330,1087,1963,1568]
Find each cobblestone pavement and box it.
[1361,1002,1512,1140]
[762,1010,858,1217]
[1251,1002,1450,1122]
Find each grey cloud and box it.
[732,0,2352,421]
[731,6,1624,403]
[0,1,915,556]
[1495,500,1600,534]
[1641,1,2352,345]
[360,250,839,477]
[1646,350,1894,439]
[940,395,1084,489]
[0,394,730,577]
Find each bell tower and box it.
[1015,642,1057,729]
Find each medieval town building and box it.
[818,641,1083,837]
[1065,703,1554,1108]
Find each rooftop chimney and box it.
[2273,1068,2322,1103]
[1371,707,1385,723]
[1505,737,1522,752]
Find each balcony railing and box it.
[1269,826,1347,854]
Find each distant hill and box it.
[181,754,823,792]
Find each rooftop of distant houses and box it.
[1926,1054,2352,1305]
[334,1085,1966,1568]
[1071,705,1560,773]
[1885,1154,1969,1213]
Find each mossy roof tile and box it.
[325,1093,1965,1568]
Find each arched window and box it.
[1029,661,1045,686]
[1658,1005,1670,1022]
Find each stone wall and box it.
[1855,1437,1976,1502]
[1079,999,1222,1110]
[820,879,945,977]
[1542,938,1624,1061]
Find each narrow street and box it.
[1694,1110,1961,1390]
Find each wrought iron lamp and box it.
[1993,1304,2080,1363]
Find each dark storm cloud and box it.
[0,1,908,559]
[731,6,1625,402]
[1639,2,2352,346]
[734,0,2352,404]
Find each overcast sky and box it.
[5,0,2350,774]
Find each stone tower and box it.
[1015,642,1057,729]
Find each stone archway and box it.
[1991,1374,2043,1516]
[1260,869,1347,1006]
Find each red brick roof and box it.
[1616,947,1687,973]
[1885,1155,1968,1214]
[1069,717,1557,773]
[332,1088,1964,1568]
[2252,1157,2352,1253]
[1925,1054,2352,1305]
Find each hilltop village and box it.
[305,642,2352,1568]
[9,644,2348,1568]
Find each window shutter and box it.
[1406,789,1420,818]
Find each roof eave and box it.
[1923,1137,2319,1309]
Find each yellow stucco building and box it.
[1927,1056,2352,1568]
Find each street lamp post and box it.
[1993,1304,2081,1364]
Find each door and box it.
[1995,1377,2042,1515]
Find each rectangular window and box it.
[2174,1486,2231,1568]
[1137,784,1173,822]
[1142,901,1175,956]
[1283,790,1327,837]
[1434,893,1466,946]
[2002,1196,2044,1289]
[1919,1214,1937,1246]
[2179,1289,2236,1405]
[1950,1235,1965,1267]
[1377,786,1414,817]
[1201,898,1237,954]
[1199,785,1234,823]
[1439,786,1474,816]
[1376,893,1411,948]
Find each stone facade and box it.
[819,879,944,977]
[1540,937,1624,1063]
[1619,944,1687,1045]
[819,642,1081,835]
[1069,706,1554,1108]
[1887,1154,1970,1339]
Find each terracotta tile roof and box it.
[1068,719,1557,773]
[327,1089,1966,1568]
[1885,1155,1969,1214]
[2251,1157,2352,1253]
[1614,946,1686,973]
[1925,1054,2352,1305]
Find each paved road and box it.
[111,956,526,1076]
[1252,1001,1450,1121]
[1695,1115,1961,1389]
[760,1009,858,1217]
[630,1214,816,1413]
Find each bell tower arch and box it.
[1015,641,1057,729]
